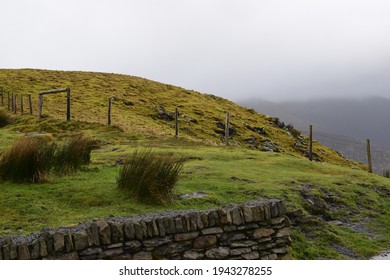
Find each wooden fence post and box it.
[28,94,33,115]
[66,88,71,121]
[11,93,14,113]
[107,97,114,126]
[13,94,17,114]
[366,139,373,173]
[20,94,24,115]
[0,87,3,106]
[309,125,313,161]
[225,112,230,145]
[38,94,43,118]
[175,107,179,137]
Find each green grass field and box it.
[1,69,390,259]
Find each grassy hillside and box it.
[0,68,360,167]
[1,68,390,259]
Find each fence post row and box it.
[38,88,71,121]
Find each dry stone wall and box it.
[0,199,291,260]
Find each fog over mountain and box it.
[239,96,390,173]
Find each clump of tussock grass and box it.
[0,136,55,183]
[55,134,97,173]
[117,149,184,205]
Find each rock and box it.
[230,247,251,256]
[193,235,217,249]
[30,241,40,259]
[133,251,153,260]
[52,232,65,253]
[201,227,223,235]
[39,239,47,257]
[241,205,254,222]
[231,240,257,248]
[153,241,192,258]
[64,231,74,253]
[183,250,204,260]
[17,244,30,260]
[178,191,206,200]
[174,232,199,242]
[174,218,184,233]
[205,247,230,259]
[242,251,260,260]
[276,228,290,238]
[124,241,142,253]
[108,221,124,243]
[143,236,173,247]
[200,212,209,228]
[251,206,263,221]
[219,208,231,225]
[208,210,220,227]
[272,246,289,254]
[124,220,135,240]
[73,229,89,251]
[230,208,243,225]
[156,218,166,237]
[100,248,124,259]
[79,247,103,256]
[133,223,144,240]
[251,228,275,238]
[46,252,79,260]
[97,221,111,245]
[89,222,100,246]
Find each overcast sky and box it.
[1,0,390,101]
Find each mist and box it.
[1,0,390,102]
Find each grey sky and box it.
[1,0,390,101]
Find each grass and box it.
[117,149,183,204]
[0,69,389,259]
[1,138,389,259]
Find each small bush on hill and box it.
[55,134,97,173]
[0,136,55,183]
[117,149,183,205]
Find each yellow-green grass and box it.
[0,69,389,260]
[1,138,389,259]
[0,68,362,168]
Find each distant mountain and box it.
[239,96,390,174]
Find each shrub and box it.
[55,134,96,173]
[117,149,183,205]
[0,136,55,182]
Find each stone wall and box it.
[0,199,291,260]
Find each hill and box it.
[0,68,357,167]
[1,69,390,260]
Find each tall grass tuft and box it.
[0,137,55,183]
[117,149,183,205]
[55,134,96,173]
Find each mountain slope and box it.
[239,97,390,173]
[0,68,358,168]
